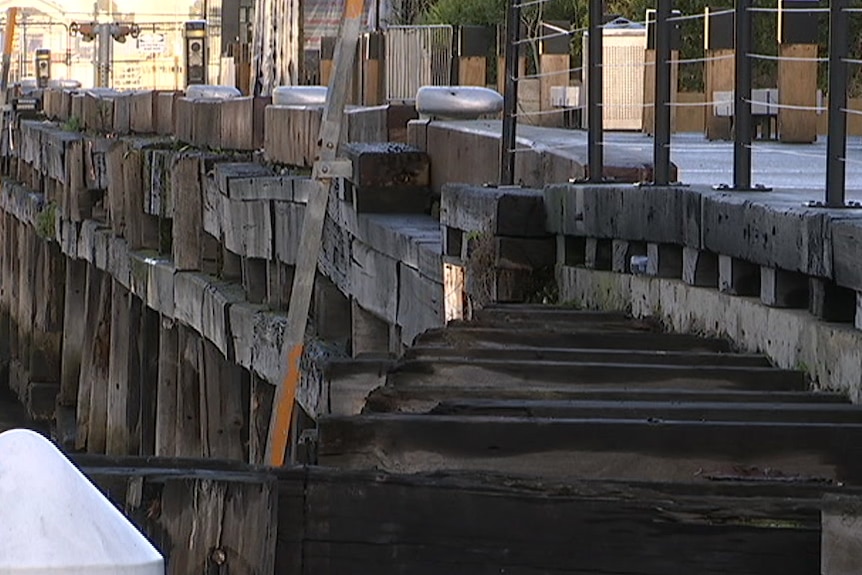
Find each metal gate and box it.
[385,25,453,101]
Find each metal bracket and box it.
[312,158,352,179]
[635,181,689,188]
[712,183,773,192]
[803,200,862,209]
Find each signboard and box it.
[137,32,166,54]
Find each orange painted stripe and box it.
[3,8,18,56]
[344,0,364,20]
[268,343,304,467]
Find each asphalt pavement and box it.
[605,131,862,201]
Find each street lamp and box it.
[70,20,140,87]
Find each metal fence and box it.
[385,25,454,101]
[497,0,862,206]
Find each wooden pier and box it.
[3,85,862,573]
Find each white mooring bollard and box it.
[0,429,164,575]
[415,86,504,120]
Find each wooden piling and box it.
[76,266,113,453]
[106,281,142,455]
[249,374,275,465]
[172,154,203,271]
[155,318,179,457]
[106,142,126,236]
[201,339,246,461]
[175,323,203,458]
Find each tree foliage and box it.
[418,0,860,94]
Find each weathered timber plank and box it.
[300,468,820,575]
[106,282,141,455]
[200,338,245,461]
[385,357,805,391]
[155,318,179,457]
[318,414,862,483]
[172,154,203,270]
[138,306,160,456]
[432,399,862,424]
[365,385,847,414]
[78,268,112,453]
[106,142,126,236]
[123,147,147,250]
[406,344,771,367]
[175,324,203,457]
[249,374,275,465]
[441,184,548,237]
[415,326,732,352]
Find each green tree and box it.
[418,0,860,94]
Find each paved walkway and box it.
[605,131,862,200]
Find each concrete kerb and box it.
[549,183,862,399]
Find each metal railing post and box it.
[500,0,520,186]
[826,0,848,207]
[588,0,603,182]
[653,0,672,185]
[733,0,752,189]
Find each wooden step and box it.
[430,399,862,424]
[416,327,733,352]
[318,413,862,484]
[405,345,772,367]
[387,358,807,392]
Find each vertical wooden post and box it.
[249,374,274,465]
[106,281,141,455]
[155,317,179,457]
[124,146,154,250]
[320,36,336,87]
[15,223,35,397]
[0,214,10,386]
[4,217,19,394]
[29,240,65,420]
[68,139,92,221]
[538,21,570,128]
[777,43,817,142]
[776,1,819,144]
[643,49,679,135]
[176,323,203,458]
[362,32,384,105]
[59,259,87,409]
[200,339,246,461]
[497,56,525,96]
[106,142,127,237]
[77,267,113,453]
[172,154,203,271]
[265,0,367,467]
[704,8,735,141]
[138,306,160,456]
[458,26,492,87]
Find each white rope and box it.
[667,10,732,22]
[519,66,582,80]
[747,6,830,12]
[747,52,828,63]
[512,0,551,9]
[669,53,735,65]
[512,106,583,118]
[515,29,579,46]
[744,98,825,112]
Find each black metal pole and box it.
[826,0,848,207]
[733,0,752,189]
[588,0,603,182]
[653,0,672,185]
[500,1,520,186]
